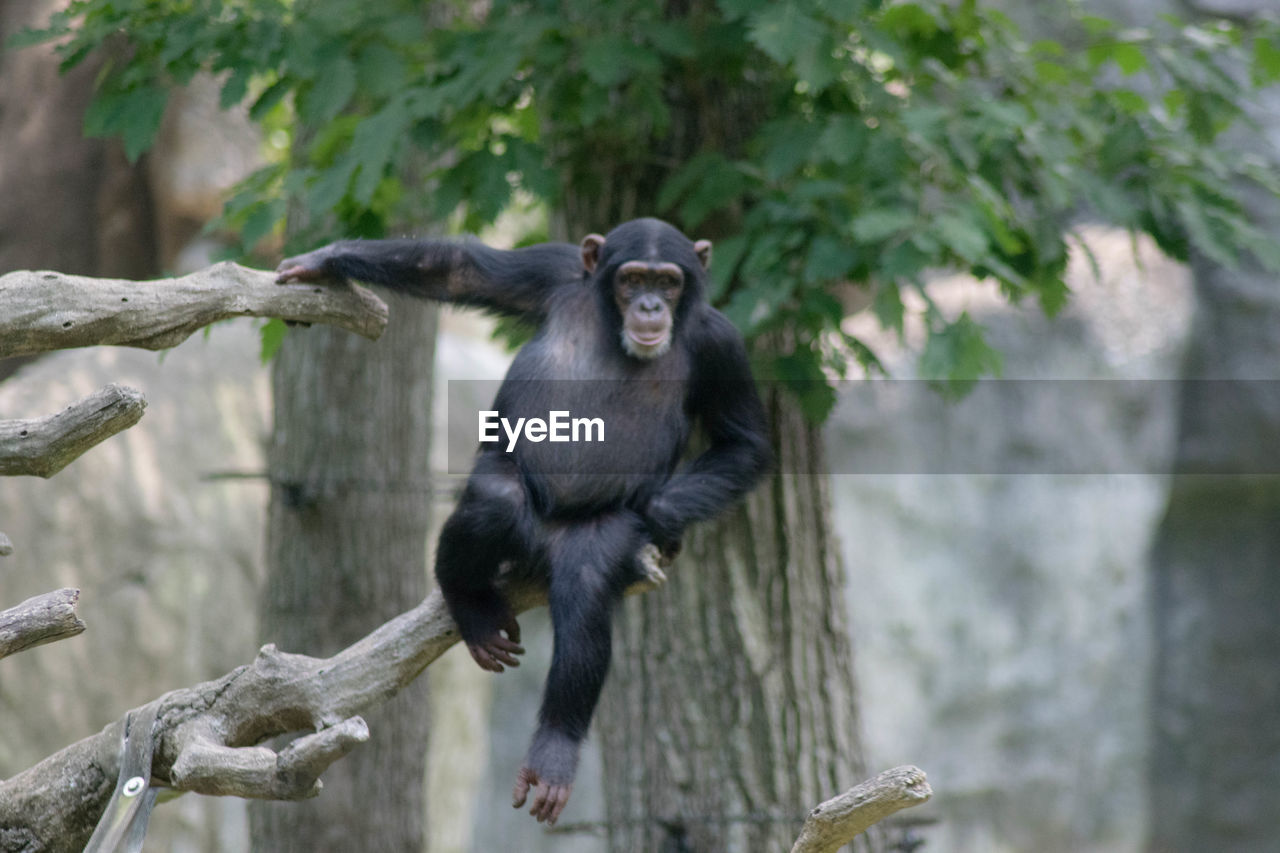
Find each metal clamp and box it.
[84,704,161,853]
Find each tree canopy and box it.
[14,0,1280,414]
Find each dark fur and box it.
[278,217,772,820]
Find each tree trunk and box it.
[553,27,882,840]
[1146,253,1280,853]
[597,387,883,852]
[1144,23,1280,849]
[248,301,437,852]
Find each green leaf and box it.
[300,57,356,124]
[1187,92,1215,144]
[706,234,748,303]
[760,120,814,180]
[240,200,285,252]
[259,318,288,364]
[357,43,407,99]
[220,66,252,109]
[815,116,867,166]
[1254,35,1280,85]
[349,100,410,203]
[717,0,772,19]
[935,212,989,263]
[1112,42,1148,75]
[679,165,748,229]
[803,236,858,284]
[878,3,939,39]
[1175,197,1237,268]
[250,78,291,122]
[1035,274,1070,317]
[1034,60,1071,85]
[748,5,824,66]
[851,208,916,243]
[83,85,169,162]
[773,346,837,422]
[1080,15,1116,37]
[873,281,905,336]
[881,240,930,281]
[306,160,357,217]
[1112,89,1148,115]
[5,23,67,50]
[581,36,660,88]
[644,21,697,58]
[919,312,1003,392]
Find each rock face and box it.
[827,228,1193,852]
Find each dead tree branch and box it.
[0,262,387,359]
[0,588,85,660]
[789,765,932,853]
[0,384,146,477]
[0,580,547,852]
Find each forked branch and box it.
[0,580,544,852]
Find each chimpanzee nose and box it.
[637,293,663,315]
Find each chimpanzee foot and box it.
[512,765,573,826]
[466,612,524,673]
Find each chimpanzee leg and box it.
[435,452,539,672]
[512,511,646,824]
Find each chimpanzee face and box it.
[612,260,683,358]
[580,220,712,361]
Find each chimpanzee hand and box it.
[642,496,684,559]
[275,246,338,284]
[512,765,572,826]
[513,728,579,825]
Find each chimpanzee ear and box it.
[694,239,712,271]
[581,234,606,274]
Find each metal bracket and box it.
[84,704,161,853]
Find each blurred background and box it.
[2,1,1278,851]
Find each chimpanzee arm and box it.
[276,238,580,322]
[643,309,773,547]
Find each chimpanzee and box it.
[276,217,772,825]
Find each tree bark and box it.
[0,384,145,477]
[0,583,539,852]
[1147,254,1280,852]
[0,588,84,659]
[0,0,156,282]
[0,263,386,359]
[790,766,931,853]
[599,389,883,852]
[248,298,437,852]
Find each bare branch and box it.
[0,384,146,478]
[789,765,932,853]
[171,717,371,800]
[0,262,388,359]
[0,588,85,660]
[0,580,546,852]
[0,540,674,850]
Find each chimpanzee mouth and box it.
[627,329,668,347]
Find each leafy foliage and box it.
[13,0,1280,417]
